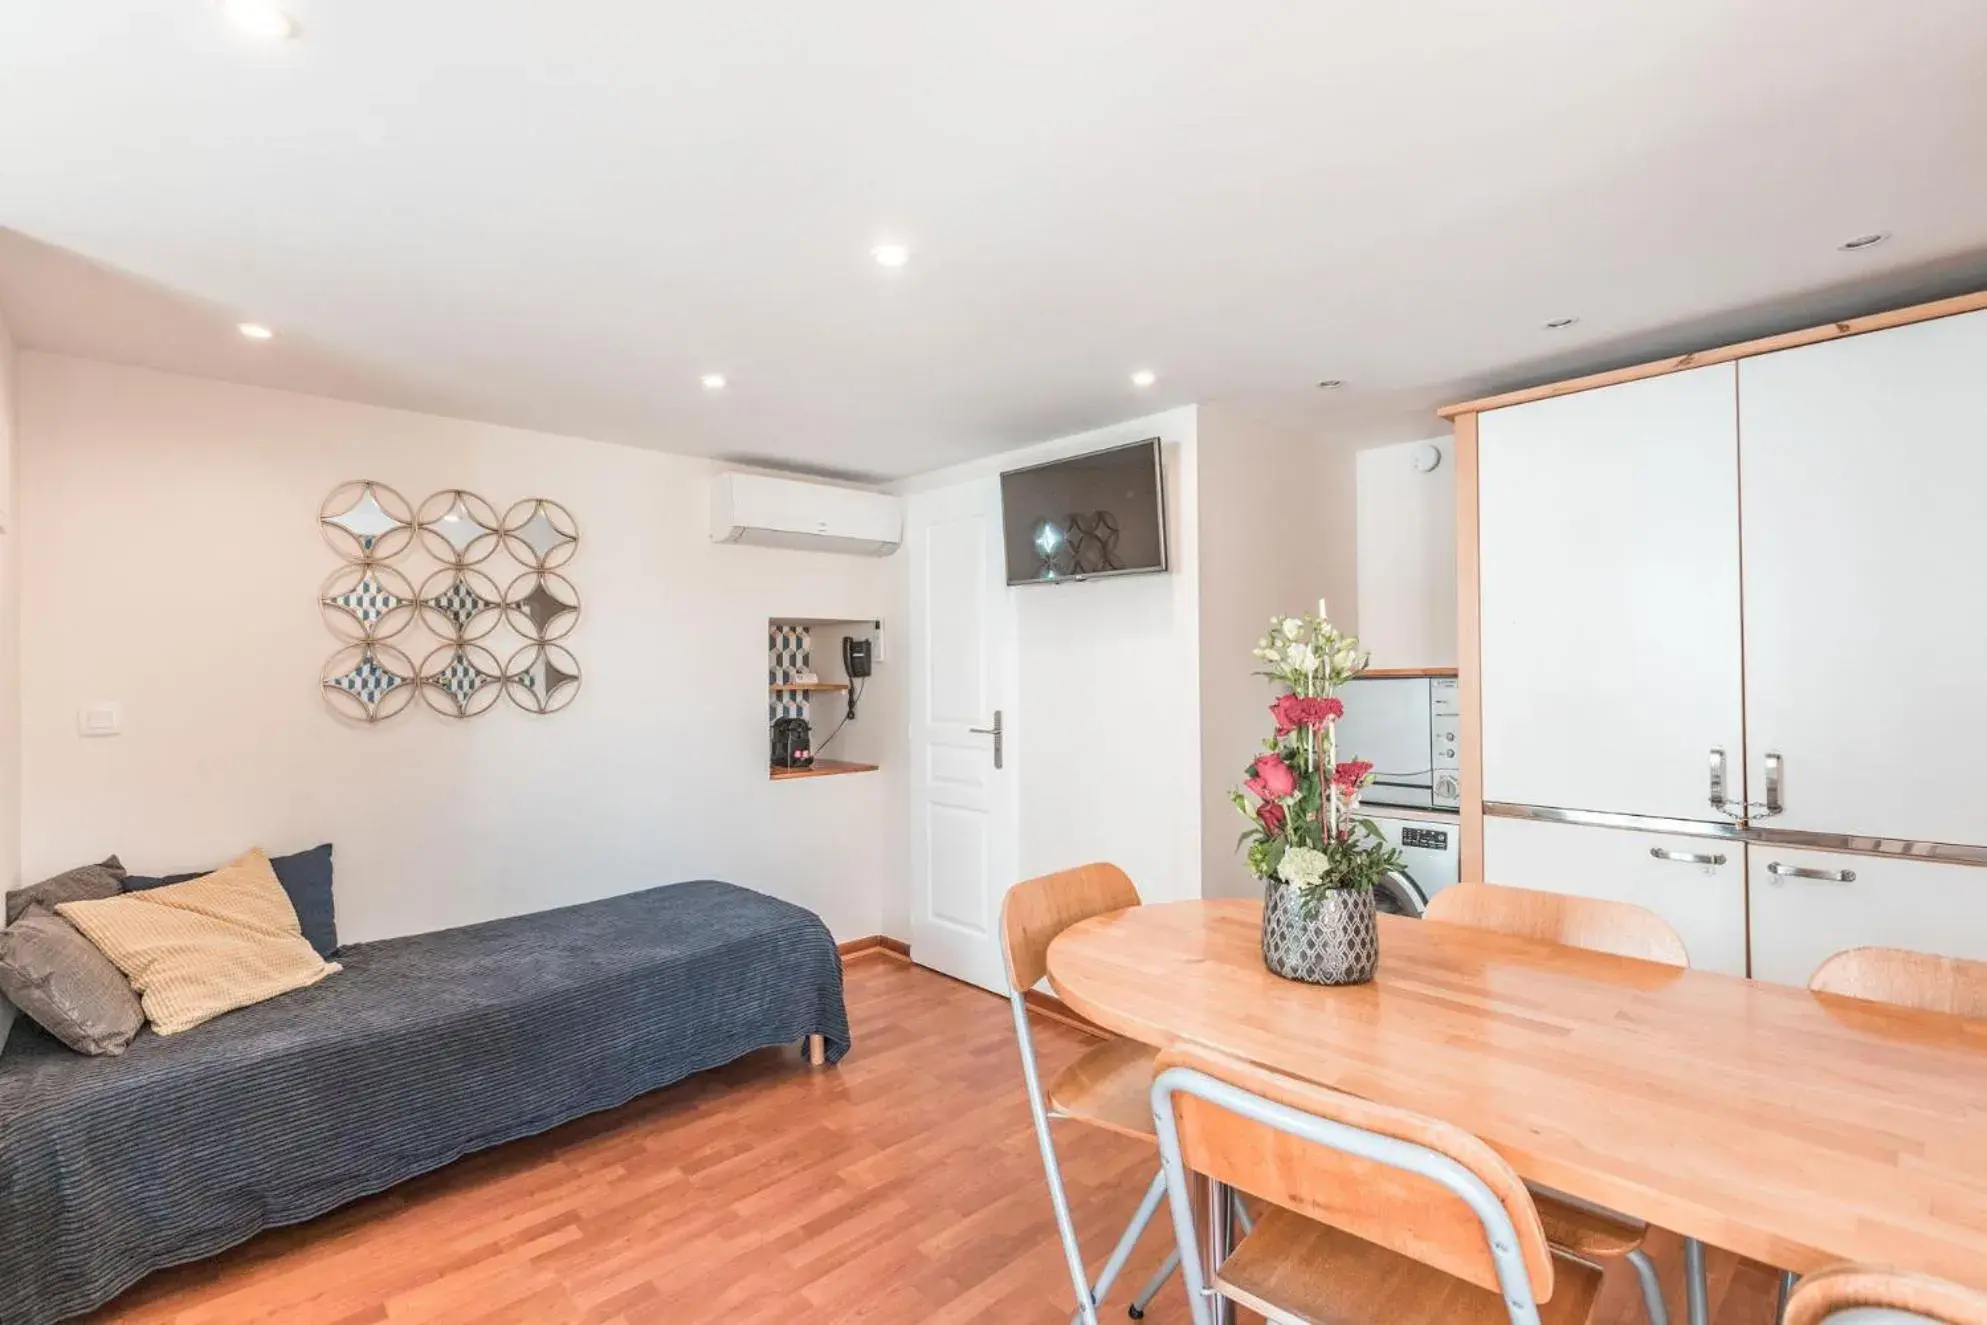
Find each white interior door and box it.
[908,478,1017,993]
[1477,365,1746,821]
[1739,308,1987,844]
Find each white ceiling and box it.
[3,1,1986,479]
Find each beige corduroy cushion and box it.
[57,850,340,1035]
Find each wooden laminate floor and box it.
[93,954,1783,1324]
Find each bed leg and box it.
[806,1034,826,1066]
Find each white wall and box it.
[1354,435,1457,669]
[900,407,1203,910]
[1194,400,1362,901]
[17,355,906,944]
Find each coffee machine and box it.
[770,716,813,769]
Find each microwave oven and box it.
[1334,675,1460,811]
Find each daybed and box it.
[0,879,850,1323]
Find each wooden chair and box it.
[1426,881,1690,967]
[1809,947,1987,1020]
[1002,864,1206,1324]
[1425,882,1684,1325]
[1784,1265,1987,1325]
[1783,949,1987,1318]
[1150,1041,1603,1325]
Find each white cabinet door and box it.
[1747,848,1987,987]
[1482,816,1749,976]
[1740,308,1987,845]
[1478,366,1745,821]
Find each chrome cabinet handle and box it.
[1767,861,1856,884]
[1650,847,1726,866]
[1711,745,1782,820]
[968,710,1004,769]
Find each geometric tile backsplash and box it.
[318,480,583,722]
[769,624,812,724]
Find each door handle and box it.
[969,711,1004,770]
[1650,847,1726,866]
[1766,861,1856,884]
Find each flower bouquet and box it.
[1230,602,1402,984]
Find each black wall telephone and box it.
[841,638,872,721]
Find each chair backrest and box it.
[1151,1042,1556,1302]
[1786,1265,1987,1325]
[1808,947,1987,1020]
[1426,882,1688,968]
[999,863,1141,992]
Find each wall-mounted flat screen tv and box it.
[1000,438,1168,585]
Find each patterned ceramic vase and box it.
[1260,880,1379,985]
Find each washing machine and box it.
[1367,814,1461,918]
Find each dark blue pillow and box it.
[124,844,338,958]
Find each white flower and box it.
[1285,643,1317,673]
[1280,618,1304,641]
[1276,845,1329,889]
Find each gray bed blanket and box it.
[0,879,850,1324]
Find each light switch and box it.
[79,703,121,737]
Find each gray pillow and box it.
[6,858,127,926]
[0,907,144,1055]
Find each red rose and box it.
[1252,753,1298,799]
[1271,694,1344,736]
[1256,801,1287,834]
[1332,759,1374,794]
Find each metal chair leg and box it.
[1127,1248,1181,1320]
[1012,995,1102,1325]
[1683,1236,1709,1325]
[1775,1269,1798,1322]
[1625,1247,1670,1325]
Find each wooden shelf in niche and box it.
[769,682,850,692]
[770,759,879,781]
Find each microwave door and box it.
[1337,677,1435,810]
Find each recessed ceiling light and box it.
[1130,369,1157,388]
[1316,379,1345,390]
[237,322,274,341]
[1839,231,1890,252]
[221,0,298,42]
[700,373,727,390]
[1542,316,1580,330]
[871,243,910,269]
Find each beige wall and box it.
[1195,400,1361,901]
[1355,435,1457,668]
[0,313,16,1044]
[898,406,1203,912]
[17,354,906,943]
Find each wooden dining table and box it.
[1046,900,1987,1321]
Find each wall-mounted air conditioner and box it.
[709,472,903,557]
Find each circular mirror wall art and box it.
[417,643,506,718]
[505,643,581,715]
[320,480,414,562]
[503,570,581,643]
[416,566,504,644]
[320,482,580,721]
[415,489,501,566]
[322,642,417,723]
[500,498,579,570]
[319,563,417,643]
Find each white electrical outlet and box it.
[78,703,122,737]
